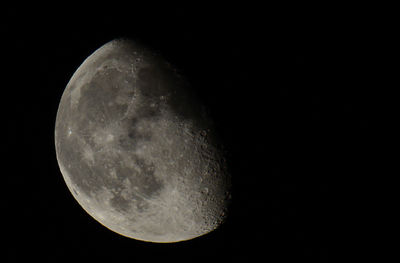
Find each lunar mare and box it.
[55,39,231,243]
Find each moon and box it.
[55,39,231,243]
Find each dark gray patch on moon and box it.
[55,39,231,243]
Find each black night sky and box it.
[4,3,375,262]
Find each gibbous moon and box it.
[55,39,231,243]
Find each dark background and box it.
[4,3,376,262]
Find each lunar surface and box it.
[55,39,231,243]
